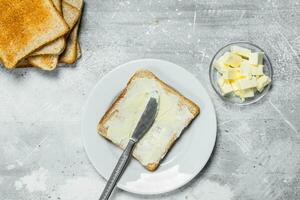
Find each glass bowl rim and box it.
[209,41,274,106]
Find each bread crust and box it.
[97,70,200,171]
[59,0,83,64]
[59,21,80,64]
[28,55,58,70]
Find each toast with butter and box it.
[98,70,200,171]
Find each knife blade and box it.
[99,95,159,200]
[131,97,158,142]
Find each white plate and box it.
[82,59,217,195]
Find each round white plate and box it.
[82,59,217,195]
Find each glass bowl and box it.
[209,41,273,106]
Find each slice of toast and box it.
[27,55,58,70]
[27,0,63,70]
[29,0,66,56]
[61,1,81,30]
[30,37,66,56]
[98,70,200,171]
[59,0,83,64]
[0,0,69,68]
[59,22,79,64]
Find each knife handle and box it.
[99,139,135,200]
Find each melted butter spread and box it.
[104,77,193,166]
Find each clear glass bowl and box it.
[209,41,273,106]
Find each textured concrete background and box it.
[1,0,300,199]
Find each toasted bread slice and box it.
[98,70,200,171]
[27,0,64,70]
[30,38,66,56]
[62,1,80,30]
[59,0,83,64]
[59,22,79,64]
[27,55,58,70]
[0,0,69,68]
[29,0,65,56]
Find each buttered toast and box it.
[97,70,200,171]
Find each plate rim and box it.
[81,58,217,195]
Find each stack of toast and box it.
[0,0,84,70]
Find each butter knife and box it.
[99,97,159,200]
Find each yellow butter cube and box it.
[218,76,225,87]
[214,59,230,74]
[240,88,255,98]
[249,52,264,65]
[231,80,240,91]
[236,77,257,90]
[218,76,233,95]
[230,46,251,58]
[251,65,264,76]
[222,52,243,68]
[220,82,234,96]
[257,75,271,92]
[234,88,254,101]
[233,90,245,101]
[240,62,252,77]
[222,68,241,80]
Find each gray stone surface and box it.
[1,0,300,199]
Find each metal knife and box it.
[99,97,159,200]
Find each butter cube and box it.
[257,75,271,92]
[251,65,264,76]
[231,80,240,91]
[234,88,254,101]
[236,77,257,90]
[233,90,245,101]
[214,57,230,74]
[240,88,255,98]
[249,52,264,65]
[220,82,234,96]
[218,76,233,95]
[222,68,241,80]
[222,52,243,68]
[218,76,231,86]
[240,62,252,77]
[218,76,225,87]
[230,46,251,58]
[240,60,263,76]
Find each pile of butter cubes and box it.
[214,45,271,101]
